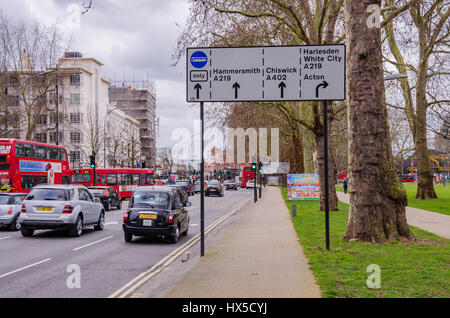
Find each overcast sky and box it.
[0,0,197,148]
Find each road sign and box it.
[186,45,345,102]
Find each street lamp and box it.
[17,70,54,138]
[103,105,123,167]
[384,73,407,81]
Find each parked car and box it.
[175,180,195,196]
[123,186,190,243]
[88,186,122,211]
[19,185,105,237]
[206,181,224,197]
[0,193,27,231]
[224,180,238,191]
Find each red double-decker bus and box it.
[70,168,155,199]
[240,166,255,188]
[0,138,70,193]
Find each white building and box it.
[44,52,140,168]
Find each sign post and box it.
[187,45,345,253]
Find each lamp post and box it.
[103,106,123,167]
[17,70,54,139]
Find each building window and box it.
[69,150,81,163]
[70,74,82,85]
[70,94,81,105]
[49,132,63,144]
[49,112,64,124]
[37,115,47,125]
[70,132,82,144]
[34,133,47,143]
[70,113,82,124]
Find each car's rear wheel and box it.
[117,200,122,210]
[105,201,111,211]
[20,227,34,237]
[169,226,180,243]
[94,212,105,230]
[69,215,83,237]
[124,231,133,242]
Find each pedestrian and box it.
[343,178,348,194]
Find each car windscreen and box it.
[208,182,220,187]
[26,188,74,201]
[0,195,12,205]
[131,191,170,209]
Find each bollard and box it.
[292,205,297,217]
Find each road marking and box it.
[73,236,114,251]
[105,221,118,226]
[108,196,253,298]
[0,236,11,241]
[0,258,52,279]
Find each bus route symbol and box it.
[190,51,208,69]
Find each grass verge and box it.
[280,186,450,298]
[336,183,450,216]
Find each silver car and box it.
[0,193,27,231]
[19,185,105,237]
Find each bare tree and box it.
[82,108,103,165]
[383,0,449,199]
[0,12,68,140]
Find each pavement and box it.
[336,192,450,239]
[165,186,321,298]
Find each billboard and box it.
[287,174,319,200]
[267,176,280,185]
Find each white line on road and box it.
[105,221,118,226]
[0,236,11,240]
[0,258,52,279]
[73,236,114,251]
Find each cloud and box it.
[1,0,193,149]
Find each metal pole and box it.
[324,100,330,251]
[254,166,257,203]
[259,170,262,198]
[55,83,59,145]
[200,102,205,257]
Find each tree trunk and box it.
[314,115,339,212]
[414,36,437,199]
[344,0,414,242]
[291,132,305,173]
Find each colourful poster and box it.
[287,174,320,200]
[267,176,280,185]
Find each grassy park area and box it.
[280,186,450,298]
[336,182,450,216]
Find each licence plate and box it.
[139,214,157,219]
[142,219,153,226]
[37,207,53,212]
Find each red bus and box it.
[0,138,70,193]
[401,173,416,182]
[240,166,255,188]
[70,168,155,199]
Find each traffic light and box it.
[141,161,146,168]
[258,162,263,173]
[251,162,256,170]
[89,154,95,168]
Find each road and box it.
[0,188,252,297]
